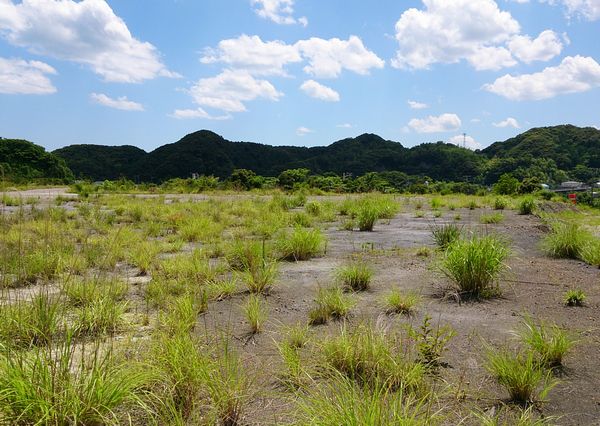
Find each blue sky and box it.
[1,0,599,152]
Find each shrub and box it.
[517,317,576,368]
[564,289,586,306]
[336,261,373,292]
[244,295,268,334]
[384,289,421,315]
[409,315,453,368]
[518,197,536,215]
[278,227,325,261]
[442,235,509,298]
[430,223,462,250]
[485,348,555,404]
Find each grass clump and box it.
[335,261,373,292]
[442,235,509,298]
[564,289,586,306]
[518,197,536,215]
[74,297,127,337]
[430,223,462,250]
[240,259,278,294]
[278,227,325,261]
[480,212,504,224]
[516,317,576,368]
[308,287,355,325]
[244,294,268,334]
[282,323,310,349]
[384,289,421,315]
[0,335,151,424]
[485,348,555,404]
[542,221,591,259]
[493,197,508,210]
[356,204,379,232]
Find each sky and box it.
[0,0,599,152]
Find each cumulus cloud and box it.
[200,35,302,76]
[296,126,313,136]
[0,0,176,83]
[300,80,340,102]
[541,0,600,21]
[508,30,563,63]
[170,108,231,120]
[200,35,383,79]
[484,55,600,100]
[0,57,57,94]
[251,0,307,26]
[188,69,283,113]
[408,100,428,109]
[408,113,462,133]
[493,117,521,128]
[295,36,385,78]
[90,93,144,111]
[448,134,482,150]
[392,0,563,71]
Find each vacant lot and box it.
[0,191,598,425]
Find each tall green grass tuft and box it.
[308,287,355,325]
[485,348,556,404]
[516,317,576,368]
[430,223,462,250]
[278,227,325,261]
[518,197,536,215]
[0,334,151,424]
[442,235,509,298]
[384,289,421,315]
[335,261,373,292]
[244,294,268,334]
[542,221,591,259]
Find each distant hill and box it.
[53,144,147,181]
[0,138,73,182]
[53,130,484,182]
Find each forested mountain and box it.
[0,124,591,185]
[53,144,146,181]
[0,138,73,182]
[52,130,485,182]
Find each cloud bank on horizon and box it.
[0,0,599,151]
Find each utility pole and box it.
[462,132,467,149]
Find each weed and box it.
[542,221,591,259]
[564,289,586,306]
[493,197,508,210]
[410,315,453,368]
[357,204,379,231]
[385,289,421,315]
[516,317,576,368]
[207,278,238,301]
[244,294,268,334]
[442,235,509,298]
[282,323,310,349]
[309,287,355,325]
[336,261,373,292]
[75,298,127,336]
[240,259,278,294]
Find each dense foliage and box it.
[0,138,73,183]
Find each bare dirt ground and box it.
[196,204,599,425]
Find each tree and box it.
[493,174,520,195]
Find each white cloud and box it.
[508,30,563,63]
[484,55,600,100]
[188,69,283,113]
[0,57,56,94]
[295,36,384,78]
[493,117,521,128]
[296,126,313,136]
[0,0,175,83]
[392,0,520,70]
[408,113,462,133]
[200,35,302,76]
[251,0,307,26]
[468,46,517,71]
[541,0,600,21]
[408,100,428,109]
[448,134,482,150]
[336,123,353,128]
[90,93,144,111]
[170,108,231,120]
[300,80,340,102]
